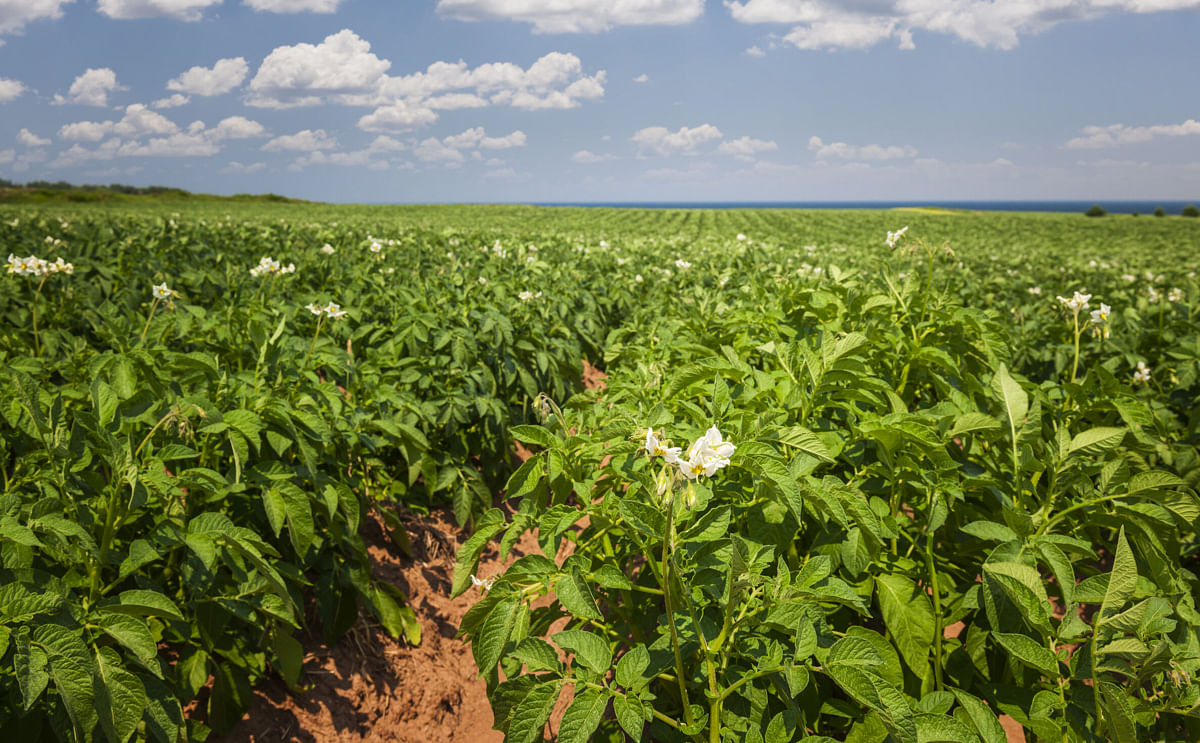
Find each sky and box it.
[0,0,1198,203]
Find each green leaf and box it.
[618,497,665,539]
[275,481,314,558]
[472,595,521,675]
[507,680,563,743]
[511,638,560,673]
[207,661,251,734]
[615,645,650,690]
[554,629,612,674]
[827,663,917,743]
[556,567,603,621]
[34,623,98,737]
[948,412,1001,438]
[14,630,50,711]
[766,426,835,463]
[451,508,506,598]
[273,631,303,689]
[1099,528,1137,625]
[991,364,1027,446]
[92,611,159,669]
[876,573,934,682]
[613,694,646,740]
[992,632,1059,677]
[949,689,1006,743]
[94,646,148,743]
[960,521,1017,543]
[510,425,559,449]
[1067,427,1125,457]
[261,487,285,538]
[111,590,185,622]
[914,713,979,743]
[557,687,608,743]
[1099,681,1139,743]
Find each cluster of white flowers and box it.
[320,244,336,255]
[305,302,348,320]
[635,274,644,283]
[643,425,736,482]
[616,257,627,266]
[478,277,488,285]
[1056,290,1092,313]
[736,233,747,241]
[250,256,295,277]
[152,283,172,300]
[599,240,609,248]
[1148,287,1161,304]
[6,254,74,276]
[1028,287,1043,296]
[44,236,66,248]
[491,240,507,259]
[1168,287,1184,303]
[518,290,543,301]
[1121,273,1136,283]
[674,259,692,270]
[886,226,909,249]
[369,241,382,254]
[1133,361,1152,384]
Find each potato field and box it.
[1,203,1198,742]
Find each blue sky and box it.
[0,0,1198,203]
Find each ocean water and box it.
[533,200,1198,214]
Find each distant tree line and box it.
[0,178,193,197]
[1086,203,1198,217]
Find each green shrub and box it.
[1155,206,1166,217]
[1183,203,1199,218]
[1085,204,1106,217]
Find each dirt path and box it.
[211,507,535,743]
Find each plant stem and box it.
[297,315,325,388]
[661,496,696,731]
[139,298,161,346]
[31,274,47,357]
[1069,310,1080,383]
[924,513,945,691]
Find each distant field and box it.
[2,202,1198,742]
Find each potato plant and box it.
[457,230,1200,742]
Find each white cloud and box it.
[16,128,50,147]
[97,0,221,21]
[435,0,703,32]
[0,78,27,102]
[808,135,916,160]
[414,137,465,163]
[209,116,268,140]
[368,135,407,152]
[244,0,341,12]
[0,0,72,38]
[289,149,388,171]
[262,129,338,151]
[247,29,391,108]
[481,130,526,149]
[572,150,617,164]
[632,124,723,156]
[379,51,605,113]
[50,139,122,167]
[52,68,123,107]
[1065,119,1200,149]
[718,135,778,158]
[220,161,268,174]
[112,104,178,138]
[152,93,190,108]
[357,100,439,133]
[59,120,114,141]
[744,45,765,57]
[167,57,249,97]
[118,132,219,157]
[426,93,489,109]
[0,149,14,165]
[725,0,1200,52]
[633,73,649,83]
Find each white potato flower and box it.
[1167,287,1183,303]
[642,427,681,465]
[320,244,336,255]
[1089,303,1111,324]
[886,226,909,249]
[675,259,692,270]
[470,574,495,591]
[1133,361,1151,384]
[152,283,172,299]
[679,426,736,480]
